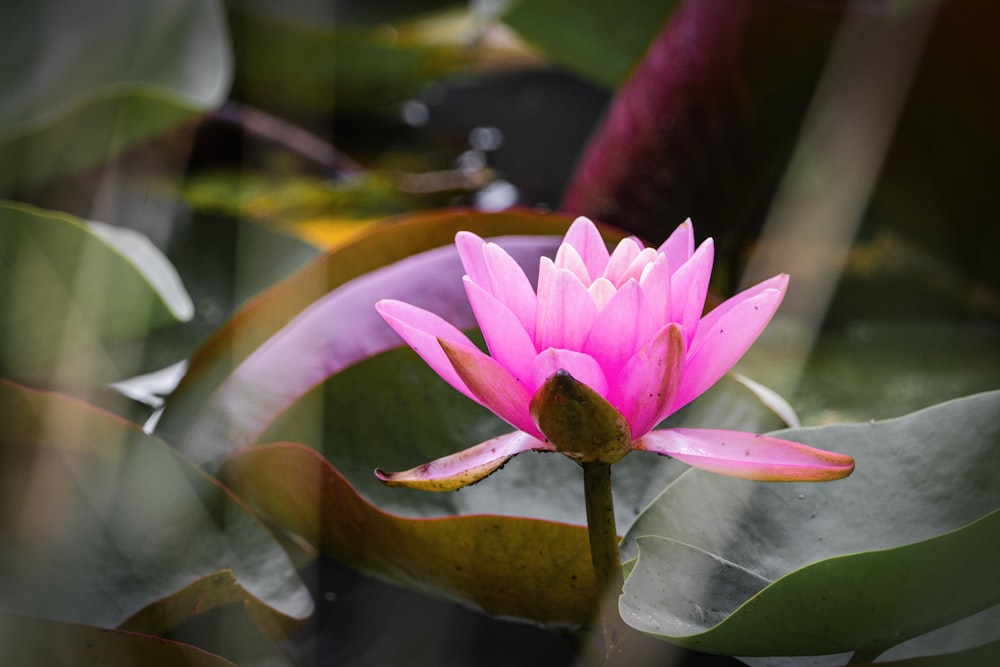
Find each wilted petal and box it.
[563,216,610,279]
[464,277,537,385]
[375,431,552,491]
[673,275,788,411]
[482,242,537,338]
[584,280,656,379]
[669,238,714,346]
[532,348,608,399]
[455,231,490,287]
[376,299,481,401]
[635,428,855,481]
[536,259,598,351]
[657,218,694,269]
[440,338,540,438]
[607,323,684,437]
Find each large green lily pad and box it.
[620,390,1000,661]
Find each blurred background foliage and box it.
[2,0,999,665]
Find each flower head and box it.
[375,217,853,490]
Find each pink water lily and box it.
[375,217,853,491]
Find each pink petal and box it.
[532,348,608,398]
[535,258,598,351]
[638,254,671,329]
[455,231,490,287]
[376,299,480,402]
[563,216,610,280]
[672,275,788,411]
[375,431,552,491]
[657,218,695,269]
[635,428,855,482]
[602,237,644,285]
[554,243,592,284]
[668,238,714,346]
[439,338,541,438]
[618,247,659,285]
[483,242,537,338]
[463,277,537,386]
[607,323,684,438]
[584,280,657,379]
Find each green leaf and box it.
[220,442,598,627]
[620,390,1000,659]
[0,0,230,195]
[502,0,681,88]
[0,612,236,667]
[0,379,313,632]
[0,202,190,386]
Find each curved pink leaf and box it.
[375,431,552,491]
[635,428,855,481]
[603,237,644,286]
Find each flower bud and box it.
[529,370,632,463]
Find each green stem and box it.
[582,461,626,659]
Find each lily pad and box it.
[0,202,192,386]
[0,0,230,195]
[221,442,598,626]
[620,390,1000,660]
[0,612,236,667]
[0,379,313,633]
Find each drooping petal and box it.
[455,231,490,287]
[672,275,788,411]
[535,258,598,351]
[375,299,481,402]
[603,237,644,286]
[463,277,537,386]
[668,238,714,346]
[635,428,855,482]
[375,431,552,491]
[563,216,610,280]
[483,242,537,339]
[584,280,657,379]
[607,323,684,438]
[440,338,541,438]
[657,218,694,269]
[532,348,608,399]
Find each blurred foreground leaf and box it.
[0,202,191,386]
[0,0,230,195]
[621,390,1000,661]
[0,380,313,634]
[0,612,235,667]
